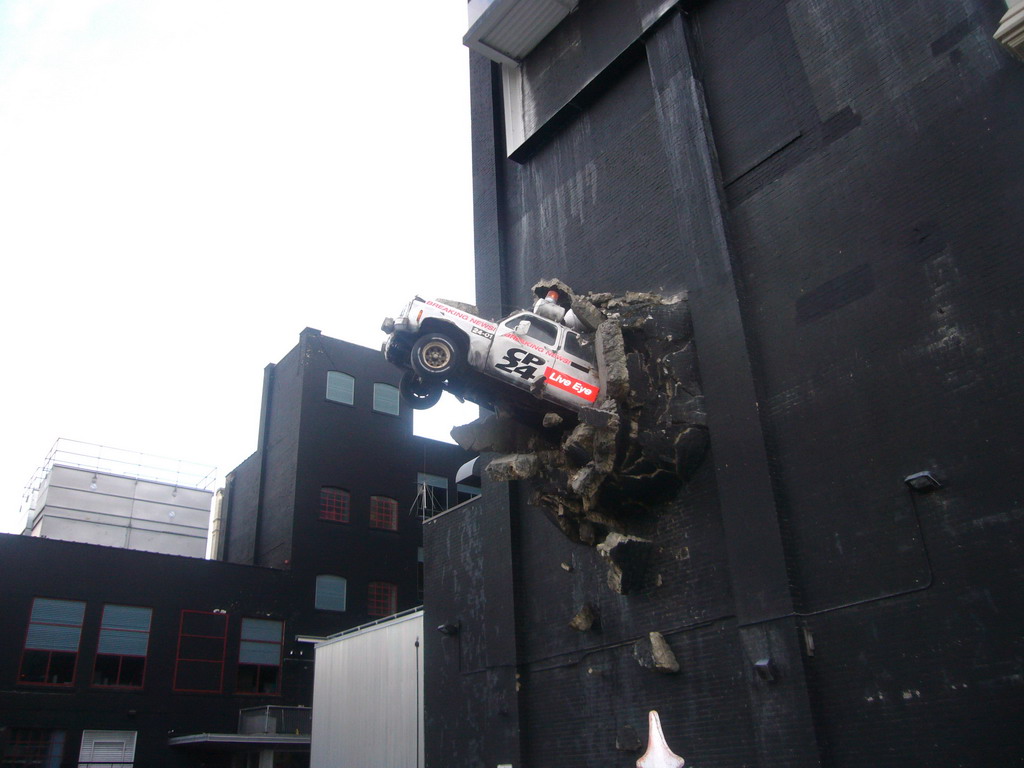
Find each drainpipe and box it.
[253,362,276,566]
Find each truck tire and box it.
[411,333,462,379]
[400,371,443,410]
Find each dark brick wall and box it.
[0,534,291,768]
[450,0,1024,765]
[222,328,468,632]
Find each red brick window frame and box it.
[369,496,398,531]
[367,582,397,617]
[18,598,85,687]
[319,487,350,523]
[173,610,227,693]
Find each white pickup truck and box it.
[381,297,601,413]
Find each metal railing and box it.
[20,438,218,528]
[238,706,312,736]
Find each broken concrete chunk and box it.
[451,412,535,454]
[578,404,618,429]
[597,533,653,594]
[634,631,680,674]
[569,603,598,631]
[542,412,564,428]
[485,453,540,482]
[569,463,603,511]
[596,320,630,403]
[566,295,606,332]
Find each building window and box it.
[373,383,400,415]
[319,487,350,523]
[19,597,85,686]
[326,371,354,405]
[93,605,152,688]
[315,575,347,612]
[457,483,481,505]
[417,473,448,519]
[369,496,398,531]
[78,731,135,768]
[237,618,283,695]
[367,582,397,617]
[173,610,227,693]
[1,729,64,768]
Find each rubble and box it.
[633,631,680,674]
[568,603,599,631]
[458,282,710,592]
[597,533,653,594]
[485,453,541,482]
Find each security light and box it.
[904,471,943,492]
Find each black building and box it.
[1,329,468,768]
[218,328,469,635]
[426,2,1024,767]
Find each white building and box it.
[21,439,216,558]
[311,609,424,768]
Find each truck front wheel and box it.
[411,333,462,379]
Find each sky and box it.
[0,1,481,534]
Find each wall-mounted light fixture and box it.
[437,623,459,636]
[754,658,777,683]
[904,471,943,493]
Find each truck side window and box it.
[504,315,558,347]
[563,331,596,365]
[523,316,558,346]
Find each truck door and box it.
[543,327,601,405]
[487,313,559,394]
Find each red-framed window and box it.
[367,582,397,617]
[0,728,64,768]
[369,496,398,531]
[173,610,227,693]
[18,598,85,686]
[236,618,283,695]
[319,487,350,523]
[93,605,152,689]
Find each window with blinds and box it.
[77,731,135,768]
[172,610,227,693]
[315,575,347,612]
[373,383,400,415]
[236,618,283,694]
[93,605,152,688]
[326,371,355,405]
[19,597,85,686]
[1,728,64,768]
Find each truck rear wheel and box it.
[411,333,462,379]
[400,371,442,410]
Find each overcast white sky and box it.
[0,1,481,534]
